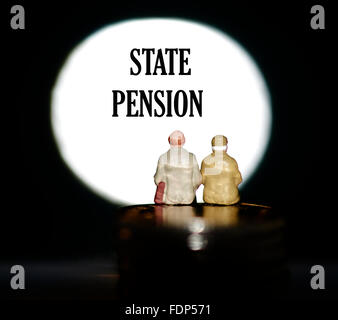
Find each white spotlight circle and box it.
[51,18,272,205]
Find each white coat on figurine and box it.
[154,131,202,205]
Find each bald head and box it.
[168,130,185,146]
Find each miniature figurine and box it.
[154,130,202,205]
[201,135,242,205]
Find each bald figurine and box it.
[201,135,242,205]
[154,130,202,205]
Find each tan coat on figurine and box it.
[201,135,242,205]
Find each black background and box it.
[2,0,334,295]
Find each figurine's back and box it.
[164,160,196,204]
[155,148,201,204]
[154,130,202,205]
[201,153,241,205]
[201,135,242,205]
